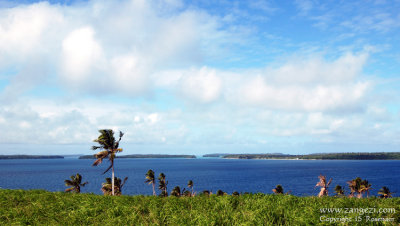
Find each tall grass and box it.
[0,189,398,225]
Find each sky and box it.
[0,0,399,155]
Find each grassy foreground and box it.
[0,189,398,225]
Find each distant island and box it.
[203,152,400,160]
[79,154,196,159]
[0,155,64,160]
[202,154,226,157]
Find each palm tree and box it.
[216,190,226,196]
[378,186,393,198]
[232,191,240,196]
[347,177,361,198]
[171,186,181,197]
[188,180,194,196]
[360,179,372,197]
[334,185,345,196]
[347,177,371,198]
[64,173,88,193]
[272,184,284,194]
[101,177,128,196]
[315,175,332,197]
[145,169,156,196]
[92,129,124,196]
[158,173,168,197]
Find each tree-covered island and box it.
[204,152,400,160]
[0,155,64,159]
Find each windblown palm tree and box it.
[334,185,345,196]
[347,177,371,198]
[272,184,284,194]
[145,169,156,196]
[188,180,194,196]
[378,186,393,198]
[360,179,372,197]
[92,129,124,196]
[64,173,88,193]
[101,177,128,196]
[347,177,361,198]
[158,173,168,197]
[171,186,181,197]
[315,175,332,197]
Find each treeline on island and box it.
[79,154,196,159]
[302,152,400,160]
[211,152,400,160]
[0,155,64,159]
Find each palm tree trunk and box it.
[164,180,167,197]
[112,164,115,196]
[152,183,156,196]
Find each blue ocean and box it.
[0,158,399,197]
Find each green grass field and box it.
[0,189,398,225]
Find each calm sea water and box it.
[0,158,399,197]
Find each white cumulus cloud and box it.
[179,67,222,103]
[226,52,370,112]
[61,26,104,84]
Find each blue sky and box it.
[0,0,399,155]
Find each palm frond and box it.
[121,177,128,188]
[145,179,154,184]
[64,180,74,186]
[65,187,75,193]
[105,177,112,184]
[75,174,82,183]
[115,131,124,148]
[145,170,155,183]
[94,129,115,150]
[158,173,166,180]
[327,178,332,186]
[95,150,109,158]
[273,185,284,194]
[102,163,113,175]
[93,151,109,166]
[93,158,103,166]
[92,145,102,150]
[316,175,327,187]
